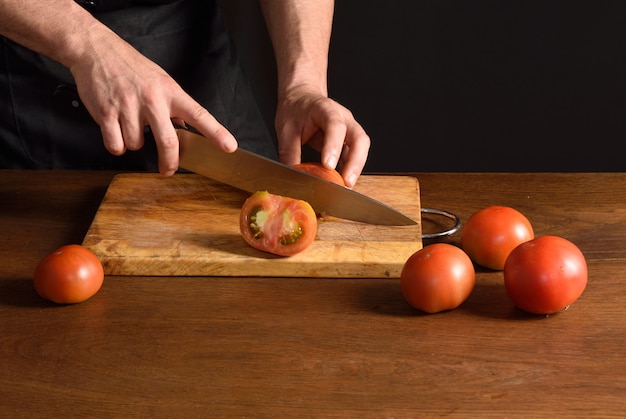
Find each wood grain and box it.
[2,170,626,418]
[82,173,422,277]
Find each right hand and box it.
[69,26,237,176]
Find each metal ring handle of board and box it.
[421,208,461,239]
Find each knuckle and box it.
[158,133,179,150]
[190,105,211,123]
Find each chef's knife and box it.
[177,128,417,226]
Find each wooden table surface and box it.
[1,170,625,418]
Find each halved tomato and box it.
[292,162,345,186]
[240,191,318,256]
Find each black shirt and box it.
[0,0,276,170]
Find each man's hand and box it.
[260,0,371,188]
[70,26,237,176]
[275,87,370,188]
[0,0,237,176]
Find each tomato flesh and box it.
[503,235,588,314]
[240,191,318,256]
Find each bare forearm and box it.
[259,0,334,98]
[0,0,116,70]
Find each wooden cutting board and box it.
[82,173,422,278]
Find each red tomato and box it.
[400,243,475,313]
[292,162,345,186]
[240,191,318,256]
[504,235,588,314]
[461,206,534,270]
[33,244,104,304]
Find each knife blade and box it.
[177,128,417,226]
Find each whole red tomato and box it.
[461,206,534,270]
[292,162,345,186]
[504,235,588,314]
[400,243,475,313]
[240,190,318,256]
[33,244,104,304]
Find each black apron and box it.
[0,0,276,170]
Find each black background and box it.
[221,1,626,172]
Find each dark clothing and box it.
[0,0,276,170]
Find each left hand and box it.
[274,87,370,188]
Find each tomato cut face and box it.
[292,162,345,186]
[240,191,318,256]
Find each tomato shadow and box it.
[460,269,551,320]
[355,279,431,317]
[460,283,526,320]
[180,232,283,259]
[354,270,548,320]
[0,277,59,308]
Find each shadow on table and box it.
[0,277,54,308]
[354,275,546,321]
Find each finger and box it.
[338,122,370,188]
[149,118,179,176]
[119,113,145,151]
[143,91,181,176]
[100,117,126,156]
[277,122,303,166]
[319,120,348,170]
[174,95,237,153]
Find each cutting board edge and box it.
[97,258,414,279]
[87,239,423,278]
